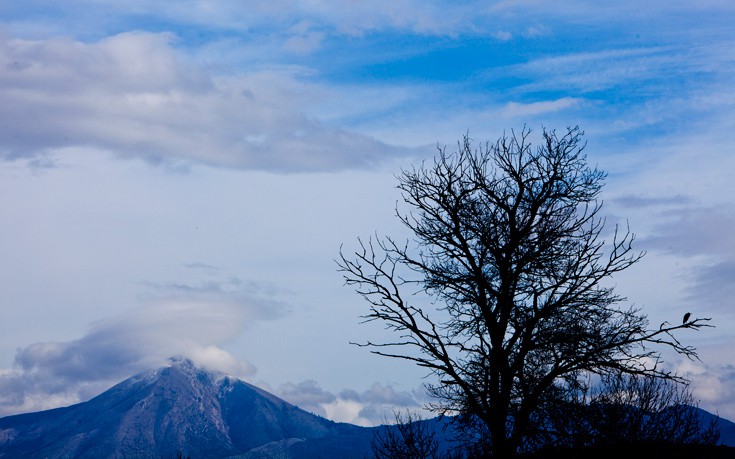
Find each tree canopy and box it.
[339,127,711,456]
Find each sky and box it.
[0,1,734,426]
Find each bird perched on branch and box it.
[683,312,691,324]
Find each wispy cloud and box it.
[0,1,488,41]
[500,97,583,117]
[614,194,694,209]
[505,47,682,94]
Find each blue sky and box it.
[1,1,734,426]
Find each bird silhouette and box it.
[683,312,691,324]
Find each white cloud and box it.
[323,399,369,425]
[188,345,253,376]
[276,379,426,426]
[500,97,583,117]
[0,31,408,172]
[675,360,735,420]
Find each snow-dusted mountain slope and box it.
[0,358,372,458]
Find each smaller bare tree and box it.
[590,373,718,447]
[543,372,719,452]
[372,411,441,459]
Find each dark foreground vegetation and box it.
[520,443,735,459]
[372,398,729,459]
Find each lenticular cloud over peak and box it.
[0,297,265,417]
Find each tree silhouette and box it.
[540,372,719,453]
[339,126,711,456]
[372,411,441,459]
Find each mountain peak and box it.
[167,355,198,370]
[163,355,225,382]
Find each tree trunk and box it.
[488,402,516,457]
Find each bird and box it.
[683,312,691,324]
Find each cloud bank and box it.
[276,379,426,426]
[0,31,407,172]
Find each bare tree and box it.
[543,372,719,452]
[372,411,441,459]
[338,127,711,457]
[588,373,718,447]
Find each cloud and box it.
[0,276,285,417]
[523,25,550,38]
[614,194,694,209]
[675,360,735,421]
[685,261,735,311]
[492,31,513,42]
[0,31,408,172]
[13,1,732,44]
[278,380,337,414]
[500,97,583,118]
[276,380,425,426]
[495,37,735,140]
[625,204,735,319]
[98,1,484,37]
[506,47,680,94]
[643,206,735,257]
[283,22,326,54]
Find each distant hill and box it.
[0,358,732,458]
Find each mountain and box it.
[0,358,374,458]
